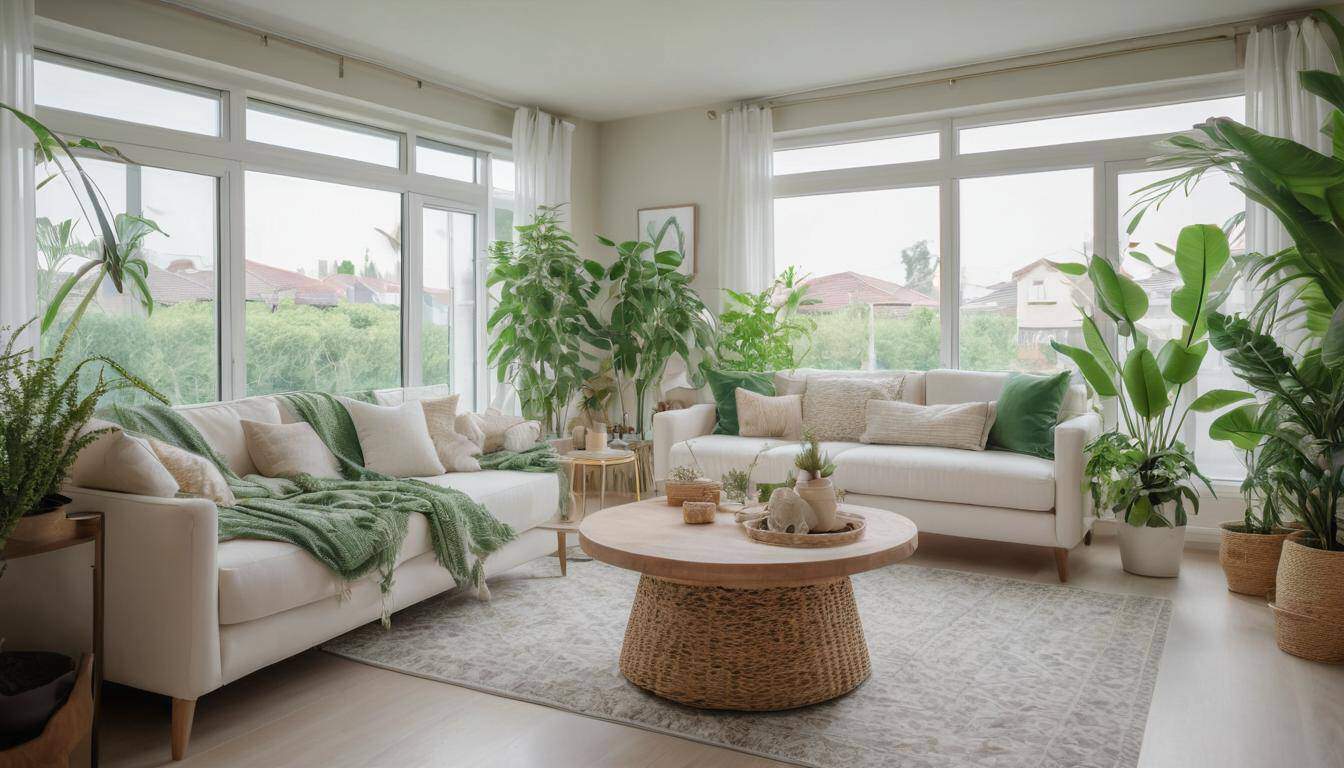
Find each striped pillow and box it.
[860,400,995,451]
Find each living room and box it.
[1,0,1343,766]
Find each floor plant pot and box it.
[1269,534,1344,663]
[0,652,76,749]
[6,508,74,548]
[1117,522,1186,578]
[1219,523,1292,597]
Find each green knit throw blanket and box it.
[102,394,559,623]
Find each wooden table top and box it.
[579,499,918,587]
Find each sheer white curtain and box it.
[511,106,573,228]
[0,0,35,345]
[1244,17,1336,257]
[718,105,774,296]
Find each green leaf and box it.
[1313,9,1344,73]
[595,234,616,247]
[1127,496,1152,527]
[1122,346,1168,418]
[1050,341,1117,396]
[1323,302,1344,368]
[1047,260,1087,276]
[1209,403,1266,451]
[1300,70,1344,115]
[1170,224,1230,342]
[1187,389,1254,413]
[1156,338,1206,385]
[1080,314,1117,375]
[582,259,605,279]
[1333,110,1344,162]
[1088,256,1148,336]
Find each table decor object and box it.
[682,501,716,524]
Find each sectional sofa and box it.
[653,368,1100,581]
[60,385,562,760]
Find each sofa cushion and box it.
[342,398,445,477]
[70,421,179,498]
[831,445,1055,511]
[217,469,559,625]
[924,369,1087,419]
[776,369,926,405]
[177,397,281,477]
[669,435,864,486]
[802,375,904,441]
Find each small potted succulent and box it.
[793,429,843,532]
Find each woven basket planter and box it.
[1269,534,1344,663]
[1218,522,1292,597]
[681,501,717,525]
[666,480,720,506]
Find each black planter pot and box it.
[0,651,76,749]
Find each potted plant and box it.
[1051,224,1244,577]
[486,204,602,437]
[793,429,843,532]
[1132,7,1344,658]
[591,218,715,439]
[713,266,818,372]
[1209,430,1293,597]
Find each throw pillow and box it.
[773,371,808,397]
[706,369,775,435]
[503,420,543,452]
[69,420,180,497]
[988,371,1071,459]
[341,398,446,477]
[455,411,486,450]
[149,439,238,506]
[421,395,482,472]
[802,375,904,442]
[241,419,342,479]
[736,389,803,439]
[861,400,994,451]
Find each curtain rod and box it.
[152,0,523,112]
[757,6,1320,111]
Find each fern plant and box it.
[0,321,167,560]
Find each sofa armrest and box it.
[1054,413,1101,548]
[64,485,222,700]
[652,404,717,483]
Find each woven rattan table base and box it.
[618,575,871,711]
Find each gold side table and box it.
[564,449,641,517]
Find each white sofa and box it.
[654,369,1100,579]
[60,385,562,760]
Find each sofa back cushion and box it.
[924,369,1087,419]
[861,400,994,451]
[176,396,282,477]
[373,384,452,406]
[776,369,926,405]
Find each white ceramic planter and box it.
[1117,521,1187,577]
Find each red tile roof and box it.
[798,271,937,313]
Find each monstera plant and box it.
[1050,223,1248,576]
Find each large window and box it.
[959,168,1093,372]
[491,157,516,242]
[958,96,1245,154]
[416,138,477,183]
[35,53,222,136]
[246,99,402,168]
[775,186,940,370]
[774,132,939,175]
[36,156,219,404]
[243,171,403,395]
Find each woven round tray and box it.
[743,513,866,548]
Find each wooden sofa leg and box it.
[1053,548,1069,583]
[171,697,196,761]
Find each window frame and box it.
[33,31,510,403]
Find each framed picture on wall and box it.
[636,203,697,276]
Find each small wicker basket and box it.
[666,479,721,506]
[682,501,717,525]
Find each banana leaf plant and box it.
[1128,8,1344,549]
[486,204,601,436]
[591,217,716,438]
[1,103,160,344]
[1051,224,1250,527]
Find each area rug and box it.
[324,554,1171,768]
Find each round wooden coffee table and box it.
[579,498,917,711]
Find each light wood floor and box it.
[98,528,1344,768]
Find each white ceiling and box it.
[177,0,1309,121]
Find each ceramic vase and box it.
[795,477,843,533]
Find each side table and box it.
[564,449,641,516]
[535,519,581,576]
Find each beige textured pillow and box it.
[773,371,808,397]
[861,400,994,451]
[422,395,482,472]
[455,412,487,451]
[736,389,803,439]
[503,420,543,451]
[149,439,237,506]
[69,420,179,497]
[342,399,446,478]
[803,375,905,442]
[241,419,342,479]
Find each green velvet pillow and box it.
[988,371,1071,459]
[706,369,775,436]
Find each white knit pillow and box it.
[69,420,179,497]
[149,439,237,506]
[861,400,994,451]
[342,399,446,477]
[241,419,342,479]
[802,375,905,442]
[421,395,481,473]
[736,389,803,439]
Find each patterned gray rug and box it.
[324,552,1171,768]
